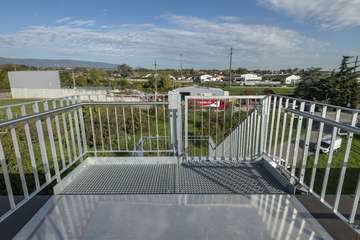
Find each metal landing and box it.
[15,194,332,240]
[58,157,288,195]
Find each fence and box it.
[262,95,360,227]
[0,93,359,232]
[0,94,174,223]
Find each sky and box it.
[0,0,360,69]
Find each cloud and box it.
[56,17,95,26]
[56,17,73,24]
[0,15,327,68]
[259,0,360,30]
[67,19,95,27]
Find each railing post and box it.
[168,91,182,157]
[260,96,268,156]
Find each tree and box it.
[89,69,107,85]
[117,64,133,78]
[295,68,325,101]
[295,57,360,107]
[59,71,72,88]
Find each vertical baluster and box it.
[334,112,358,213]
[60,99,72,165]
[290,101,305,183]
[122,106,128,151]
[43,101,60,183]
[207,104,211,161]
[193,100,196,159]
[215,99,219,160]
[115,107,120,151]
[98,106,104,151]
[77,96,87,153]
[71,97,83,159]
[0,138,16,209]
[299,103,315,184]
[138,107,143,151]
[147,107,152,151]
[52,101,66,171]
[200,97,204,160]
[163,104,167,151]
[88,97,97,155]
[6,107,29,197]
[246,116,251,160]
[33,102,51,183]
[350,173,360,224]
[21,105,40,190]
[184,97,189,160]
[237,99,242,160]
[320,109,341,202]
[273,97,283,159]
[268,96,277,155]
[249,111,254,159]
[66,99,77,160]
[279,98,289,164]
[155,104,159,156]
[131,106,136,151]
[309,106,327,192]
[285,100,297,168]
[222,100,226,160]
[263,96,272,153]
[106,97,112,151]
[229,99,234,160]
[255,107,261,157]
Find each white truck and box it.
[319,136,342,154]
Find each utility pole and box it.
[354,56,359,73]
[229,47,233,87]
[154,60,158,95]
[177,53,183,89]
[72,70,76,89]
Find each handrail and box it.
[285,108,360,134]
[0,103,82,128]
[271,94,360,113]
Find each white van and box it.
[319,136,342,154]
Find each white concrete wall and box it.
[11,88,107,100]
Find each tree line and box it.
[295,56,359,108]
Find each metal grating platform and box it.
[61,161,288,195]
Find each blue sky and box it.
[0,0,359,69]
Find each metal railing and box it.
[184,95,265,161]
[0,94,174,223]
[0,92,360,232]
[263,94,360,229]
[0,96,87,222]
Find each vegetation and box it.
[295,56,360,107]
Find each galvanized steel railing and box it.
[0,94,174,223]
[0,92,360,232]
[263,94,360,229]
[0,96,87,222]
[184,95,265,161]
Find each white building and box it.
[240,73,262,81]
[285,75,302,85]
[8,70,107,99]
[200,74,217,82]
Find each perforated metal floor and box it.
[61,161,287,194]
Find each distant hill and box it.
[0,57,117,69]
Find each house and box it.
[173,86,228,100]
[240,73,262,81]
[285,75,302,85]
[232,73,262,85]
[200,74,217,82]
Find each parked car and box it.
[319,136,342,154]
